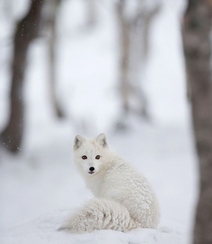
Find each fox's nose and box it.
[89,167,95,171]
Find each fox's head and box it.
[73,133,109,176]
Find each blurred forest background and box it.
[0,0,212,244]
[0,0,188,148]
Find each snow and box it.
[0,0,197,243]
[0,210,189,244]
[0,124,197,244]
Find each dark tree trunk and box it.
[0,0,45,153]
[182,1,212,243]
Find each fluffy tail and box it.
[59,198,138,233]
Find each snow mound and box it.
[0,210,188,244]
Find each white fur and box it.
[60,133,160,233]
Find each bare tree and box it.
[84,0,97,28]
[0,0,45,153]
[44,0,65,119]
[115,0,160,130]
[182,0,212,243]
[116,0,131,127]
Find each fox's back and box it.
[100,160,160,228]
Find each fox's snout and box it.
[88,166,95,174]
[89,167,95,171]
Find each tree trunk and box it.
[46,0,65,119]
[182,1,212,243]
[115,0,160,130]
[84,0,97,28]
[115,0,131,130]
[130,2,160,120]
[142,4,160,62]
[0,0,45,153]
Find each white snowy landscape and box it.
[0,0,198,243]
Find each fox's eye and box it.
[82,155,87,160]
[95,155,100,160]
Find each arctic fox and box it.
[60,133,160,233]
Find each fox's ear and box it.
[96,133,108,147]
[74,135,85,150]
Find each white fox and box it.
[60,133,160,233]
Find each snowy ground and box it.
[0,210,189,244]
[0,123,197,244]
[0,0,197,243]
